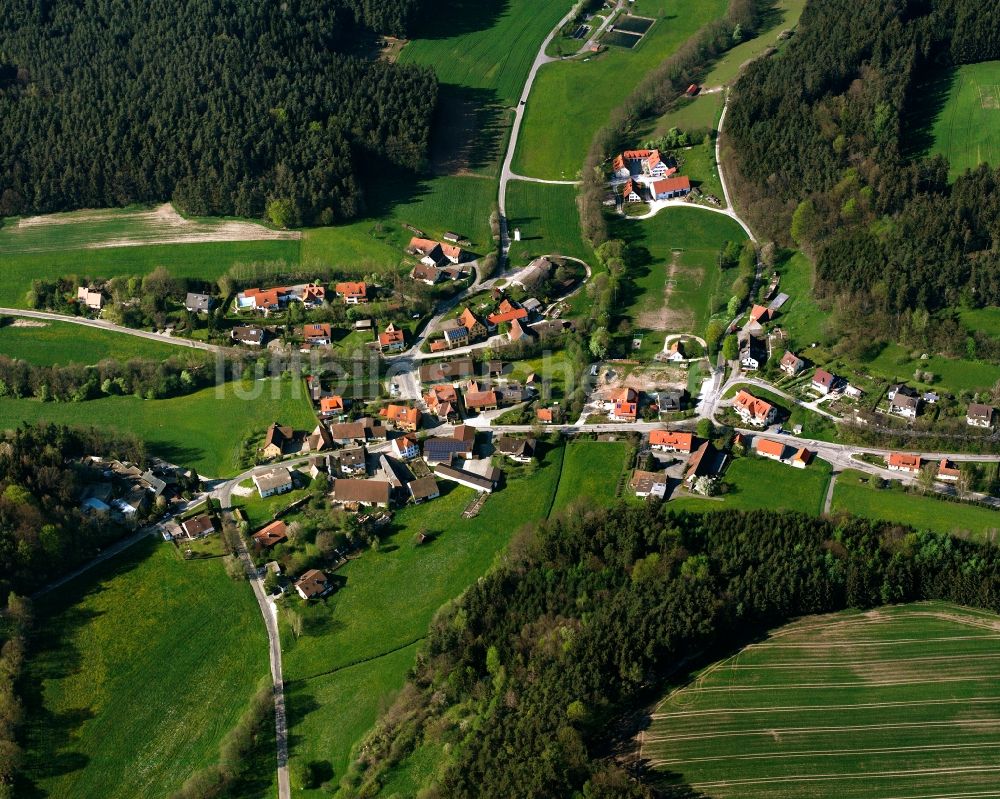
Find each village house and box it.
[888,384,921,419]
[295,569,332,600]
[419,358,475,384]
[513,257,555,293]
[733,390,777,427]
[665,340,685,362]
[423,425,476,464]
[887,452,922,474]
[408,237,467,267]
[440,320,471,350]
[622,179,645,203]
[424,384,460,422]
[536,406,560,424]
[937,458,962,482]
[487,299,528,327]
[185,292,213,313]
[231,325,265,346]
[76,286,104,311]
[392,433,420,461]
[433,460,500,493]
[319,395,346,419]
[631,469,667,499]
[495,436,535,463]
[458,308,488,341]
[656,390,686,414]
[302,323,332,346]
[262,422,296,460]
[780,351,805,376]
[684,441,722,486]
[304,425,332,454]
[252,520,288,551]
[181,513,215,539]
[650,175,692,200]
[329,420,379,445]
[380,404,421,432]
[337,446,367,476]
[811,368,837,395]
[334,281,368,304]
[967,403,996,428]
[844,383,865,399]
[750,304,772,325]
[613,149,672,178]
[464,389,499,414]
[509,317,536,343]
[378,322,406,353]
[332,478,391,508]
[754,437,787,462]
[252,466,294,498]
[407,475,440,504]
[739,333,767,370]
[649,429,694,454]
[237,283,326,315]
[410,262,442,285]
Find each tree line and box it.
[0,593,31,799]
[0,0,436,225]
[333,503,1000,798]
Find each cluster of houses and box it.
[408,234,473,285]
[598,386,688,422]
[431,291,564,352]
[886,452,967,483]
[612,148,693,205]
[77,456,195,527]
[629,429,727,499]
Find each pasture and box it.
[0,317,186,365]
[21,539,270,799]
[652,91,724,137]
[772,249,827,347]
[832,469,1000,542]
[912,60,1000,180]
[961,306,1000,339]
[551,439,631,513]
[642,602,1000,799]
[506,180,595,265]
[283,443,566,789]
[0,377,317,477]
[513,0,728,180]
[619,207,747,338]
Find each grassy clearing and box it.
[506,180,594,266]
[551,439,631,513]
[960,306,1000,339]
[652,91,724,137]
[506,349,576,402]
[911,60,1000,181]
[513,0,729,180]
[677,144,725,203]
[859,342,999,394]
[283,443,566,786]
[0,378,317,477]
[771,249,827,348]
[644,602,1000,799]
[832,469,1000,542]
[620,207,747,338]
[0,318,187,365]
[22,539,270,799]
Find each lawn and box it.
[675,143,725,204]
[0,377,317,477]
[21,539,270,799]
[960,306,1000,339]
[832,469,1000,542]
[652,91,724,137]
[643,602,1000,799]
[771,249,828,348]
[619,207,747,339]
[283,442,566,788]
[909,60,1000,181]
[507,349,577,402]
[551,439,631,513]
[513,0,729,180]
[0,317,188,365]
[506,180,595,266]
[861,342,999,394]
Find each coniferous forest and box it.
[0,0,435,225]
[726,0,1000,322]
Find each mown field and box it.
[0,377,317,477]
[652,91,724,137]
[832,469,1000,542]
[22,539,270,799]
[913,60,1000,181]
[960,306,1000,339]
[551,439,631,513]
[620,207,747,339]
[0,318,187,365]
[772,249,827,347]
[513,0,729,179]
[283,442,567,792]
[643,602,1000,799]
[506,180,594,265]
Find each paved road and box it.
[0,307,226,353]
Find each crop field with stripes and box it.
[641,602,1000,799]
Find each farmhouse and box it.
[185,292,213,313]
[754,437,787,462]
[608,387,639,422]
[487,299,528,326]
[613,149,672,178]
[509,317,536,343]
[886,452,922,474]
[262,422,296,459]
[458,308,488,340]
[433,461,500,493]
[319,395,346,418]
[937,458,962,482]
[888,384,921,419]
[513,258,555,292]
[332,478,391,507]
[378,322,406,353]
[733,390,777,427]
[495,436,535,463]
[650,176,691,200]
[967,403,996,428]
[380,404,421,432]
[407,475,440,504]
[302,323,332,346]
[440,320,471,350]
[181,513,215,539]
[630,469,667,499]
[537,406,559,424]
[337,446,367,476]
[76,286,104,311]
[739,333,767,370]
[622,179,645,203]
[392,434,419,460]
[423,425,476,464]
[252,466,294,498]
[231,325,265,346]
[749,304,772,325]
[237,283,326,314]
[649,429,694,454]
[410,262,442,285]
[424,384,460,421]
[811,368,837,395]
[791,447,813,468]
[780,351,805,376]
[334,281,368,304]
[252,520,288,550]
[419,358,475,383]
[295,569,332,600]
[464,390,499,413]
[408,237,467,267]
[684,441,722,485]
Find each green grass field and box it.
[284,443,567,789]
[551,439,631,513]
[22,539,270,799]
[772,250,828,347]
[0,318,188,365]
[513,0,729,179]
[653,91,724,137]
[643,602,1000,799]
[859,342,999,394]
[506,180,595,266]
[677,144,725,204]
[832,469,1000,542]
[0,377,317,477]
[914,60,1000,181]
[620,207,747,338]
[960,306,1000,339]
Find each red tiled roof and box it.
[465,390,498,409]
[253,520,288,548]
[335,281,367,298]
[651,176,691,195]
[888,452,922,471]
[734,390,774,422]
[750,304,771,322]
[755,438,785,458]
[303,323,331,339]
[320,396,344,413]
[458,308,481,331]
[380,404,420,426]
[649,430,693,452]
[379,323,405,347]
[487,307,528,325]
[537,407,554,422]
[614,401,637,419]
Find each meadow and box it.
[832,469,1000,542]
[912,60,1000,181]
[961,306,1000,339]
[283,442,567,789]
[0,377,317,477]
[860,342,999,394]
[551,439,631,513]
[771,249,828,347]
[643,602,1000,799]
[0,317,187,365]
[506,180,595,265]
[652,91,724,137]
[619,207,747,339]
[21,539,270,799]
[513,0,729,180]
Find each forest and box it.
[335,503,1000,798]
[0,0,435,225]
[725,0,1000,326]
